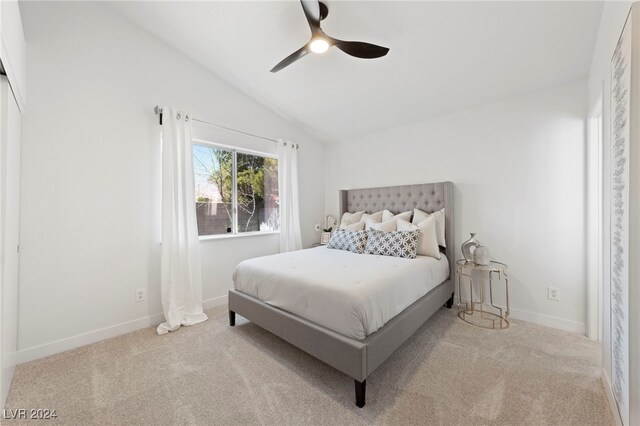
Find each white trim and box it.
[16,295,229,364]
[232,149,238,234]
[16,291,585,365]
[458,297,586,334]
[508,307,586,334]
[198,231,279,241]
[0,2,26,113]
[587,86,604,342]
[192,138,277,160]
[191,139,280,238]
[16,313,163,364]
[603,369,623,426]
[202,294,228,310]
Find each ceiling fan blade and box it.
[332,39,389,59]
[300,0,320,30]
[270,44,311,73]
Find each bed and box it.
[228,182,454,407]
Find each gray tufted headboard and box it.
[339,182,454,280]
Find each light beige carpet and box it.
[5,305,613,425]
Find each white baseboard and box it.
[202,294,228,310]
[16,292,584,364]
[458,298,586,334]
[16,313,164,364]
[602,369,623,426]
[508,307,586,334]
[16,295,228,365]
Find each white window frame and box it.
[587,84,604,343]
[192,138,279,241]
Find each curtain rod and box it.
[154,106,298,148]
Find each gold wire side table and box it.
[455,259,510,330]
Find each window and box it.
[192,143,279,237]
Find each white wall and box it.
[325,80,588,333]
[0,77,22,409]
[17,1,325,362]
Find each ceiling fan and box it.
[270,0,389,73]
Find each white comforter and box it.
[232,247,449,341]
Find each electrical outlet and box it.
[548,286,559,302]
[135,288,146,303]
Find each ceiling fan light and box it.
[310,38,329,54]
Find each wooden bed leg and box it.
[445,292,454,309]
[229,310,236,326]
[355,379,366,408]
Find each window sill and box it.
[198,231,280,241]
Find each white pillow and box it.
[369,219,397,232]
[340,210,365,228]
[343,221,365,231]
[382,210,412,222]
[362,210,384,230]
[413,208,446,247]
[397,217,441,259]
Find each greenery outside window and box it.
[192,142,279,237]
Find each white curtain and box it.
[277,140,303,252]
[157,107,208,335]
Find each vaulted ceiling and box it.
[110,1,603,142]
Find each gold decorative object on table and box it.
[455,259,509,330]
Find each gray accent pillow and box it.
[327,228,368,254]
[364,229,420,259]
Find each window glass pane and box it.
[192,144,234,235]
[236,153,279,233]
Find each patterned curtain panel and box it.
[610,16,630,425]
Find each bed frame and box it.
[228,182,454,407]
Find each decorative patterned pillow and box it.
[327,228,368,254]
[397,217,441,259]
[369,219,397,232]
[364,229,420,259]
